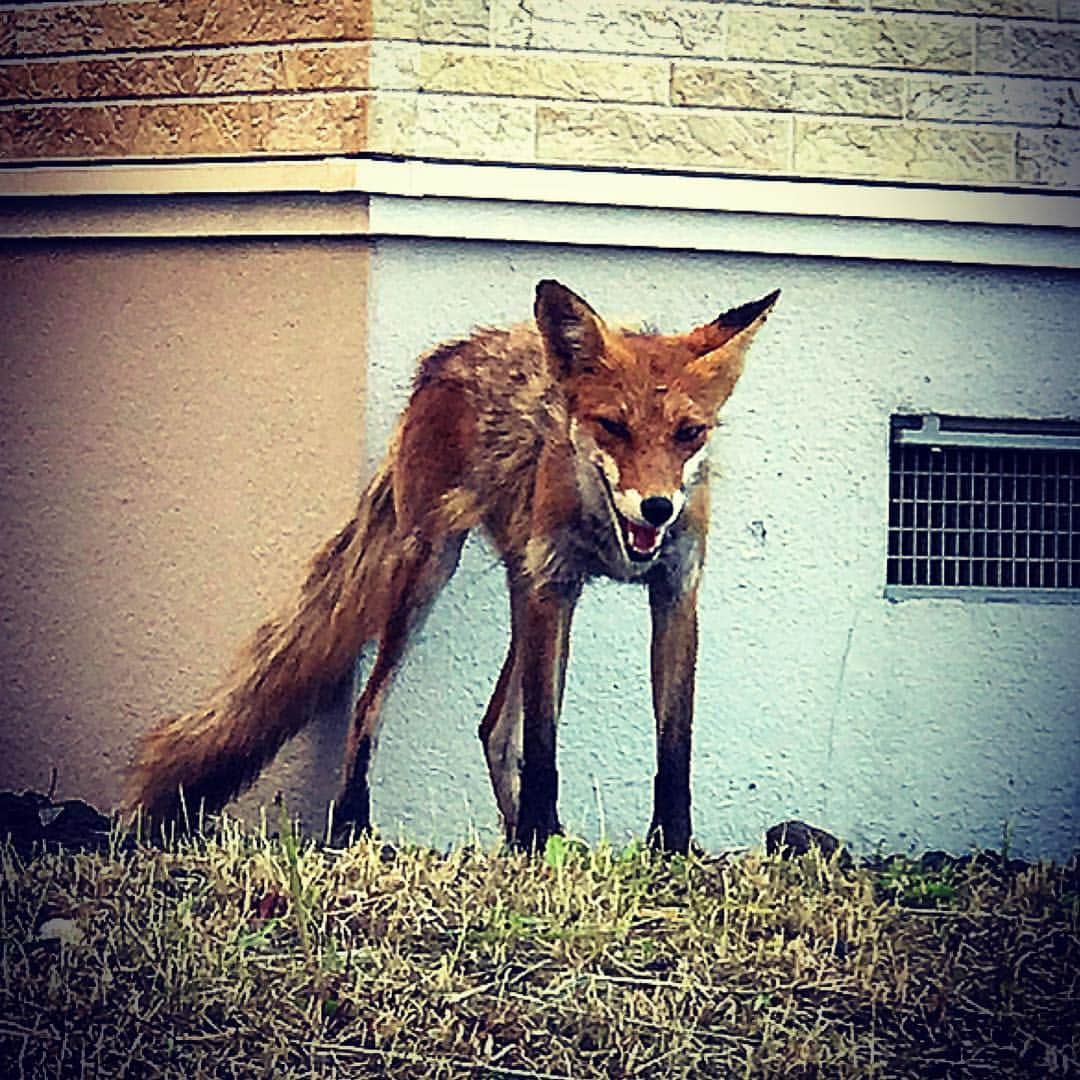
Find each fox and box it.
[126,280,779,853]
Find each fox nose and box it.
[640,495,674,526]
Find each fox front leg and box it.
[513,584,576,851]
[646,571,700,854]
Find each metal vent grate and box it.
[886,415,1080,601]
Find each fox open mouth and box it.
[617,512,662,562]
[593,463,664,563]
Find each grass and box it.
[1,815,1077,1078]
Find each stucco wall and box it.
[358,235,1080,860]
[0,236,368,819]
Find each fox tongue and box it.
[625,519,659,553]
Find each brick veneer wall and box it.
[2,0,1078,187]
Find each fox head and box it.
[535,279,779,566]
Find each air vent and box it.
[886,415,1080,602]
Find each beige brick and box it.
[419,47,669,104]
[908,74,1080,126]
[794,118,1015,184]
[976,22,1080,77]
[490,0,530,47]
[0,45,373,104]
[0,93,368,160]
[401,94,536,161]
[2,0,373,60]
[537,104,789,172]
[374,0,420,39]
[491,0,725,58]
[420,0,489,45]
[873,0,1054,14]
[370,41,422,91]
[672,64,903,117]
[1017,130,1080,186]
[728,10,971,71]
[671,66,794,111]
[367,92,418,155]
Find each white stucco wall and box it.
[359,234,1080,860]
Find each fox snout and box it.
[611,488,685,562]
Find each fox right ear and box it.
[534,279,607,378]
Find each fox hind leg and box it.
[333,531,465,843]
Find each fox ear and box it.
[686,288,780,398]
[535,279,608,378]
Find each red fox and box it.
[127,280,779,852]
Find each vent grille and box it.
[886,416,1080,598]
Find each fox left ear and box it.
[686,288,781,397]
[535,279,608,378]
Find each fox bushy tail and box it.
[126,457,400,823]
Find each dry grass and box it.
[2,814,1076,1078]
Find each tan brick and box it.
[0,45,373,104]
[672,64,903,117]
[976,22,1080,77]
[2,1,374,60]
[255,92,368,153]
[873,0,1054,15]
[491,0,725,57]
[420,0,490,45]
[794,118,1015,184]
[419,47,669,104]
[728,10,971,71]
[537,104,789,172]
[0,93,369,160]
[908,74,1080,126]
[1017,130,1080,186]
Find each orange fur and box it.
[126,281,779,850]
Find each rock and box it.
[766,820,847,863]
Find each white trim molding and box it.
[1,157,1078,267]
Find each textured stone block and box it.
[374,0,420,39]
[537,104,790,172]
[377,94,535,161]
[370,41,422,91]
[367,93,418,155]
[0,93,368,160]
[1017,131,1080,186]
[873,0,1054,14]
[976,22,1080,77]
[2,1,374,59]
[728,10,971,71]
[491,0,725,57]
[672,64,903,117]
[1062,0,1080,19]
[908,75,1080,126]
[419,47,669,104]
[420,0,489,44]
[794,118,1015,183]
[0,45,373,103]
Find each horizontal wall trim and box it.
[0,192,369,239]
[0,157,1078,266]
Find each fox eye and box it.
[595,416,631,441]
[674,423,706,445]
